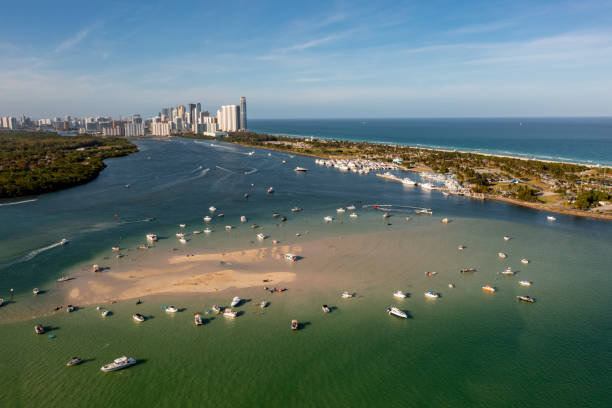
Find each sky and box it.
[1,0,612,119]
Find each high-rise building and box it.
[218,105,240,132]
[151,122,171,136]
[125,122,144,137]
[239,97,247,130]
[177,105,186,119]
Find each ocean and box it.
[0,137,610,407]
[249,118,612,166]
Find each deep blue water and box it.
[249,118,612,166]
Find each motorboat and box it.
[295,233,301,237]
[260,300,268,308]
[415,209,433,215]
[57,276,71,282]
[66,305,75,312]
[458,245,465,250]
[240,216,247,223]
[112,246,120,252]
[284,253,298,262]
[101,309,110,317]
[33,288,40,295]
[60,238,69,245]
[382,212,390,219]
[336,208,346,213]
[244,193,249,198]
[481,285,496,293]
[424,290,439,299]
[204,228,212,234]
[132,313,145,322]
[165,306,178,313]
[521,258,529,264]
[420,182,435,190]
[101,356,137,372]
[66,357,82,366]
[441,218,450,224]
[519,280,532,287]
[231,296,241,307]
[322,305,331,313]
[498,252,507,259]
[176,232,185,238]
[294,167,308,172]
[341,291,354,299]
[280,216,287,222]
[248,151,255,156]
[426,271,437,277]
[257,233,266,241]
[179,224,186,228]
[223,308,237,318]
[93,264,100,273]
[503,236,511,241]
[349,213,358,218]
[547,216,556,221]
[209,206,216,212]
[393,290,407,299]
[291,207,303,212]
[291,320,299,330]
[146,233,158,242]
[448,283,456,288]
[138,244,149,250]
[211,304,221,314]
[323,216,333,223]
[401,178,416,185]
[193,230,201,234]
[34,324,45,334]
[501,267,514,276]
[194,313,204,325]
[273,212,280,217]
[267,187,274,194]
[203,216,212,222]
[178,237,187,244]
[281,160,286,164]
[346,205,356,211]
[460,267,476,273]
[0,299,3,307]
[386,307,407,319]
[517,295,535,303]
[225,225,233,231]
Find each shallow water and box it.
[0,138,610,407]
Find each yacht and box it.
[240,216,247,223]
[60,238,69,245]
[203,216,212,222]
[223,308,237,318]
[517,295,536,303]
[194,313,204,326]
[294,167,308,172]
[225,225,233,231]
[336,208,346,213]
[178,237,187,244]
[504,236,511,241]
[521,258,529,264]
[112,246,120,252]
[393,290,407,299]
[346,205,356,211]
[519,280,532,287]
[165,306,178,313]
[349,213,358,218]
[547,216,556,221]
[132,313,145,322]
[176,232,185,238]
[204,228,212,234]
[211,304,221,314]
[257,233,266,241]
[386,307,407,319]
[501,267,514,276]
[32,288,40,295]
[66,357,82,367]
[324,216,333,223]
[424,290,439,299]
[101,309,110,317]
[231,296,241,307]
[146,233,158,242]
[322,305,331,313]
[401,178,416,185]
[66,305,75,312]
[179,224,186,228]
[291,320,299,330]
[101,356,137,372]
[341,291,354,299]
[284,253,298,262]
[420,182,435,190]
[209,206,216,212]
[34,324,45,334]
[267,187,274,194]
[291,207,303,212]
[498,252,507,259]
[260,300,268,308]
[481,285,496,293]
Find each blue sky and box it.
[1,0,612,118]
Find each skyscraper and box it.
[239,97,247,130]
[218,105,240,131]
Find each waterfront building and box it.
[218,105,240,132]
[151,122,171,136]
[125,122,144,137]
[240,96,247,130]
[177,105,186,119]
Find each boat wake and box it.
[363,203,430,211]
[0,199,38,207]
[243,168,258,175]
[215,165,232,173]
[2,239,68,268]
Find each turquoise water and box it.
[250,118,612,166]
[0,138,611,407]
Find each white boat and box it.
[349,213,358,218]
[0,298,4,307]
[547,216,556,221]
[386,307,407,319]
[66,305,75,312]
[519,280,532,287]
[203,216,212,222]
[194,313,204,326]
[132,313,145,322]
[424,290,439,299]
[209,206,216,212]
[441,217,450,224]
[336,208,346,213]
[67,357,82,366]
[267,187,274,194]
[257,233,266,241]
[284,253,298,262]
[415,209,433,215]
[346,205,356,211]
[179,224,186,228]
[178,237,187,244]
[231,296,241,307]
[503,236,511,241]
[324,216,333,223]
[35,324,45,334]
[101,356,137,372]
[260,300,268,308]
[223,308,237,318]
[32,288,40,295]
[146,233,158,241]
[458,245,465,250]
[101,309,110,317]
[204,228,212,234]
[393,290,407,298]
[420,182,435,190]
[341,291,354,299]
[382,212,390,219]
[176,232,185,238]
[401,178,416,185]
[240,216,247,223]
[225,225,233,231]
[165,306,178,313]
[291,320,299,330]
[294,167,308,172]
[248,151,255,156]
[448,283,456,288]
[111,246,120,252]
[192,230,201,234]
[218,213,224,217]
[501,267,514,275]
[291,207,303,212]
[211,304,221,314]
[521,258,529,264]
[498,252,507,259]
[60,238,69,245]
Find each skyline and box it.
[2,1,612,118]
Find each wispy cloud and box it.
[448,20,514,35]
[54,29,91,53]
[282,34,345,52]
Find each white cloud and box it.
[54,29,91,53]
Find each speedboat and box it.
[223,308,237,318]
[225,225,232,231]
[349,213,358,218]
[194,313,204,325]
[203,216,212,222]
[60,238,69,245]
[341,291,354,299]
[34,324,45,334]
[284,253,298,262]
[519,280,532,287]
[175,232,185,238]
[33,288,40,295]
[324,216,333,223]
[179,224,186,228]
[401,178,416,185]
[267,187,274,194]
[204,228,212,234]
[280,216,287,222]
[101,309,110,317]
[231,296,241,307]
[420,182,435,190]
[382,212,390,219]
[291,207,303,212]
[424,290,439,299]
[386,307,407,319]
[503,236,511,241]
[336,208,346,213]
[393,290,407,299]
[291,320,299,330]
[521,258,529,264]
[441,218,450,224]
[132,313,145,322]
[281,160,286,164]
[101,356,137,372]
[322,305,331,313]
[481,285,496,293]
[426,271,437,277]
[458,245,465,250]
[178,237,187,244]
[460,267,476,273]
[294,167,308,172]
[517,295,535,303]
[165,306,178,313]
[257,233,266,241]
[240,216,247,223]
[346,205,356,211]
[547,216,556,221]
[211,304,221,314]
[501,267,514,276]
[498,252,507,259]
[248,151,255,156]
[93,264,100,272]
[415,209,433,215]
[146,233,158,242]
[260,301,268,308]
[66,357,82,366]
[112,246,120,252]
[209,206,216,212]
[273,212,280,218]
[193,230,201,234]
[66,305,75,312]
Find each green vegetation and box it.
[574,190,611,209]
[0,131,138,198]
